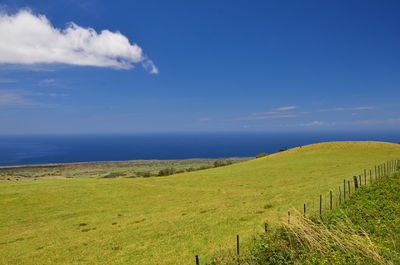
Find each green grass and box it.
[1,141,400,264]
[214,172,400,264]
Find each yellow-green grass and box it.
[1,141,399,265]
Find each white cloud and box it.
[40,79,56,84]
[274,106,297,111]
[234,114,298,121]
[0,9,158,73]
[300,121,336,127]
[319,106,374,112]
[0,90,28,105]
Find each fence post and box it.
[236,235,240,256]
[375,166,377,180]
[319,195,322,215]
[303,204,306,217]
[288,211,291,224]
[264,222,268,232]
[364,169,367,185]
[343,180,346,200]
[195,255,199,265]
[348,181,351,196]
[359,175,362,187]
[339,186,342,205]
[330,191,332,210]
[353,175,358,190]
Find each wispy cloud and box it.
[234,114,298,121]
[234,105,300,121]
[39,79,56,85]
[300,120,336,127]
[0,9,158,73]
[0,90,29,106]
[319,106,374,112]
[274,105,297,111]
[199,117,211,121]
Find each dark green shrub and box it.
[256,153,269,158]
[213,160,233,167]
[158,167,176,176]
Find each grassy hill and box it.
[1,141,400,264]
[212,170,400,264]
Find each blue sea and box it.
[0,132,399,166]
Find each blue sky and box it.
[0,0,399,134]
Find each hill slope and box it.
[213,170,400,264]
[1,141,399,264]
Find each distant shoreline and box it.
[0,157,252,169]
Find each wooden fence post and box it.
[339,186,342,205]
[319,195,322,215]
[236,235,240,256]
[348,181,351,195]
[303,204,306,217]
[330,191,332,210]
[195,255,199,265]
[343,180,346,200]
[353,175,358,190]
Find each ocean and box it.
[0,132,399,166]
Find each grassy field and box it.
[1,141,400,264]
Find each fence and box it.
[193,159,400,264]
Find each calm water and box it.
[0,132,399,166]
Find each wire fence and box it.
[193,159,400,264]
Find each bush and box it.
[158,167,176,176]
[213,160,233,167]
[199,165,213,170]
[135,171,153,178]
[256,153,269,158]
